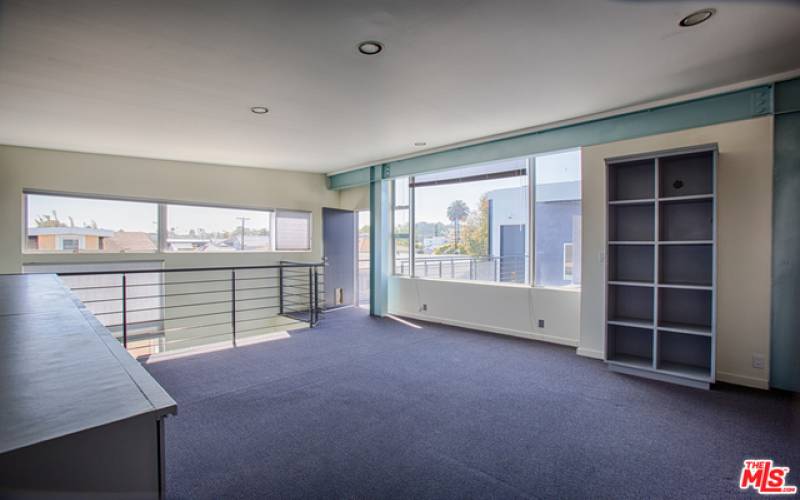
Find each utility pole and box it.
[236,217,250,250]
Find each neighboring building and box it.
[422,236,447,253]
[103,231,158,252]
[28,227,158,253]
[486,180,581,286]
[27,226,114,251]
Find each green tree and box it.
[446,200,470,251]
[460,194,489,256]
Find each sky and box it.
[412,149,580,224]
[27,194,271,234]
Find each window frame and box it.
[22,190,312,255]
[162,202,277,253]
[391,177,411,276]
[274,209,313,252]
[392,148,581,289]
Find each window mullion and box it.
[528,156,536,286]
[409,176,415,277]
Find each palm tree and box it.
[447,200,470,251]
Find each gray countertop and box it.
[0,274,176,454]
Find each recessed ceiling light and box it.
[357,41,384,55]
[679,8,716,27]
[414,142,427,147]
[250,106,269,114]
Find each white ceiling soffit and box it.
[0,0,799,174]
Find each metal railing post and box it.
[231,270,237,347]
[308,267,314,328]
[313,267,319,325]
[279,266,284,315]
[122,274,128,348]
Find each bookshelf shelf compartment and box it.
[608,284,654,325]
[658,287,712,332]
[660,199,713,242]
[609,159,655,201]
[659,244,712,287]
[607,325,653,367]
[659,151,714,198]
[657,332,712,379]
[609,204,655,242]
[609,244,654,284]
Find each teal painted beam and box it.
[328,84,773,188]
[385,86,771,178]
[328,166,371,190]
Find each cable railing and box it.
[395,254,527,283]
[57,262,324,358]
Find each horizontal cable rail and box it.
[395,254,528,283]
[58,261,325,358]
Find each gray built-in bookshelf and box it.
[605,144,717,389]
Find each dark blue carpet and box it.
[144,308,799,499]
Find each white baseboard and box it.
[716,371,769,390]
[396,311,578,348]
[576,347,604,360]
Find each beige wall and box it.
[0,145,340,273]
[37,234,56,251]
[338,185,369,211]
[84,235,99,250]
[579,116,773,389]
[389,277,581,346]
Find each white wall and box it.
[0,145,340,273]
[579,117,773,389]
[388,277,580,346]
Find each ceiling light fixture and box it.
[679,8,716,27]
[414,142,427,147]
[250,106,269,114]
[357,41,384,55]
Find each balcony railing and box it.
[57,261,324,358]
[395,254,527,283]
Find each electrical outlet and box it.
[538,319,545,328]
[420,304,428,312]
[752,354,765,369]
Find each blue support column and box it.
[369,166,391,316]
[771,77,800,391]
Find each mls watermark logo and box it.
[739,459,797,495]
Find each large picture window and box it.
[411,158,529,283]
[391,149,581,288]
[25,193,158,253]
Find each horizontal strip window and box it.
[23,192,311,255]
[164,204,274,253]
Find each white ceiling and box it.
[1,0,799,174]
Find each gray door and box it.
[323,207,356,309]
[500,224,525,283]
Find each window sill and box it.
[391,275,581,292]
